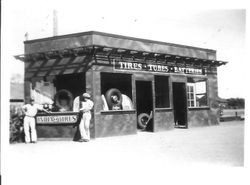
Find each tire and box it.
[137,113,150,129]
[105,88,123,110]
[54,89,74,111]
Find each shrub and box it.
[9,106,24,143]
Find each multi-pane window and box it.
[155,76,170,108]
[187,83,195,107]
[187,78,208,108]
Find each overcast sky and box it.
[2,0,247,98]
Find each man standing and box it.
[78,93,94,142]
[22,98,49,143]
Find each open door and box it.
[136,81,153,131]
[172,82,188,128]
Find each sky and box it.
[2,0,247,99]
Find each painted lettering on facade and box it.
[114,59,205,75]
[36,115,78,124]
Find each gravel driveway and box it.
[5,120,245,185]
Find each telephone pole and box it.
[53,9,58,36]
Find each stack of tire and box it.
[54,89,74,111]
[105,88,123,110]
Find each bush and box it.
[10,106,24,143]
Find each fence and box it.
[220,109,245,121]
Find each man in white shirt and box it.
[22,98,49,143]
[78,93,94,142]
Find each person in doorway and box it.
[22,98,49,143]
[78,93,94,142]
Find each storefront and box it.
[15,31,227,139]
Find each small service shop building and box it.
[16,31,227,139]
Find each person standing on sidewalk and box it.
[78,93,94,142]
[22,98,49,143]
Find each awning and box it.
[14,45,227,80]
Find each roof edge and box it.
[24,31,217,53]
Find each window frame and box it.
[100,72,134,112]
[187,78,209,108]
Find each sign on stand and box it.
[36,112,79,124]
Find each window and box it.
[187,78,208,108]
[30,73,86,112]
[155,76,170,108]
[101,72,133,110]
[187,83,195,107]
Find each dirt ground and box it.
[4,120,246,185]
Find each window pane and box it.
[155,76,170,108]
[190,86,194,92]
[190,101,194,107]
[190,93,194,99]
[196,94,207,107]
[196,81,206,94]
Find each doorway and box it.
[136,81,153,131]
[172,82,188,128]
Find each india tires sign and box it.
[36,114,78,124]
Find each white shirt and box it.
[22,104,43,117]
[80,99,94,113]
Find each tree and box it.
[227,98,245,109]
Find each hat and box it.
[82,93,91,99]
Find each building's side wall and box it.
[154,110,175,131]
[188,69,220,127]
[134,73,175,132]
[92,64,177,135]
[95,111,137,137]
[92,63,220,135]
[153,74,186,131]
[37,126,77,139]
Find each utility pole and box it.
[24,32,29,41]
[53,9,58,36]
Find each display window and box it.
[100,72,133,111]
[30,73,86,112]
